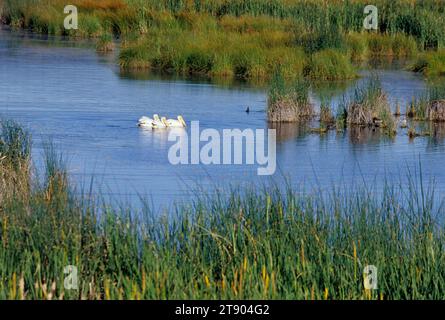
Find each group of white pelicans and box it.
[138,114,187,129]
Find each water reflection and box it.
[429,123,445,141]
[418,122,445,151]
[118,69,267,91]
[269,122,309,143]
[139,127,188,149]
[311,79,357,102]
[348,126,386,146]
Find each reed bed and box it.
[345,75,396,135]
[411,50,445,78]
[319,97,335,128]
[408,83,445,121]
[2,1,444,80]
[305,49,357,80]
[5,0,444,46]
[267,69,313,122]
[1,120,445,299]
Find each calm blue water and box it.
[1,28,443,210]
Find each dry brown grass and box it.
[0,160,31,207]
[320,105,335,124]
[268,97,313,122]
[347,102,375,126]
[426,100,445,122]
[346,90,396,136]
[348,126,383,145]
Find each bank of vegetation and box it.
[1,0,444,81]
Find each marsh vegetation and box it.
[267,69,313,122]
[407,83,445,121]
[1,0,444,81]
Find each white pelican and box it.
[138,116,154,128]
[152,115,167,128]
[165,115,187,128]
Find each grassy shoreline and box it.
[1,120,445,299]
[1,0,444,81]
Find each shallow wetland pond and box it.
[1,28,443,210]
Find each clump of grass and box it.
[335,101,348,132]
[305,49,356,80]
[366,33,418,57]
[0,119,31,205]
[408,83,445,121]
[319,96,335,128]
[96,33,115,52]
[346,75,396,135]
[320,105,335,125]
[118,37,153,69]
[0,119,31,170]
[118,23,306,81]
[267,69,313,122]
[297,24,346,55]
[426,88,445,122]
[408,95,429,120]
[411,50,445,77]
[346,32,418,62]
[346,33,368,61]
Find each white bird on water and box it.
[138,114,186,129]
[152,114,167,128]
[164,115,187,128]
[138,116,154,128]
[138,114,166,129]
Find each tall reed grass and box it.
[408,82,445,121]
[267,69,313,122]
[411,50,445,78]
[2,1,443,80]
[345,75,396,135]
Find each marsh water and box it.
[1,28,443,210]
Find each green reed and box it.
[2,0,444,80]
[411,50,445,77]
[407,82,445,121]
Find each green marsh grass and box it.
[4,0,445,46]
[305,49,356,80]
[408,83,445,121]
[118,17,306,80]
[3,0,444,80]
[411,50,445,78]
[96,33,115,52]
